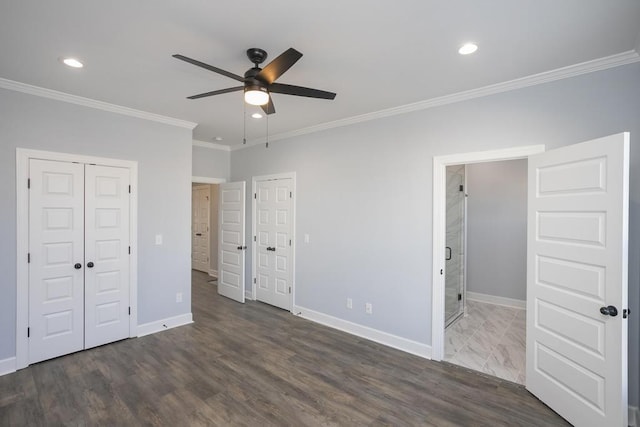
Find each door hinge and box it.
[27,178,31,189]
[289,287,291,294]
[254,193,257,199]
[27,253,30,263]
[289,191,292,198]
[254,235,256,242]
[128,246,131,255]
[458,293,462,301]
[253,278,256,284]
[289,239,291,246]
[623,309,631,319]
[128,307,131,316]
[440,269,443,275]
[459,185,464,192]
[27,327,30,338]
[128,185,131,194]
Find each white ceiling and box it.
[1,1,639,147]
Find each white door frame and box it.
[431,145,544,361]
[16,148,138,370]
[251,172,296,308]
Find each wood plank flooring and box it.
[0,271,569,426]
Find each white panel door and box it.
[28,159,85,364]
[192,186,210,272]
[255,179,293,310]
[218,182,246,303]
[84,165,131,349]
[526,133,629,427]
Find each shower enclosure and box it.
[445,165,466,327]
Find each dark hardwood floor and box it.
[0,271,569,426]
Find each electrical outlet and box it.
[176,292,182,303]
[365,303,373,314]
[346,298,353,309]
[155,234,163,245]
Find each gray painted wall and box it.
[466,160,527,301]
[0,88,193,360]
[231,62,640,406]
[192,145,230,180]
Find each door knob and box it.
[74,263,82,269]
[600,305,618,317]
[267,247,276,252]
[195,233,202,236]
[87,262,94,268]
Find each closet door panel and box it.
[84,165,131,349]
[28,159,85,363]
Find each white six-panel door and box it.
[526,133,629,427]
[28,159,85,363]
[84,165,131,349]
[255,179,293,311]
[218,182,246,303]
[191,186,210,272]
[28,159,131,363]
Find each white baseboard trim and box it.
[293,305,432,360]
[630,405,640,427]
[137,313,193,337]
[208,270,218,278]
[466,291,526,309]
[0,357,16,377]
[245,290,253,300]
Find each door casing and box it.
[16,148,138,370]
[431,144,545,360]
[251,172,296,309]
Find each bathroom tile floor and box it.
[444,300,526,384]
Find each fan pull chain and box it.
[242,102,247,144]
[265,111,269,148]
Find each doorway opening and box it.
[191,177,226,293]
[444,159,528,384]
[431,145,544,367]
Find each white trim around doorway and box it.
[15,148,139,370]
[430,144,544,361]
[251,172,297,309]
[192,176,227,184]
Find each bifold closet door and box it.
[84,164,130,349]
[28,159,85,364]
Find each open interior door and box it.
[218,182,246,303]
[526,133,629,427]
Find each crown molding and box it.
[232,49,640,151]
[192,140,231,151]
[0,77,198,130]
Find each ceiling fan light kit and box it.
[244,85,269,106]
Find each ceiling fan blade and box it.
[257,48,303,84]
[187,86,244,99]
[269,83,336,100]
[261,96,276,115]
[173,54,244,83]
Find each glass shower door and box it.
[445,165,465,327]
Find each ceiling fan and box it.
[173,48,336,115]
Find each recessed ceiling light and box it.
[458,43,478,55]
[213,136,223,141]
[61,57,84,68]
[251,113,263,119]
